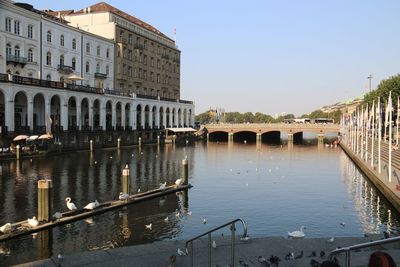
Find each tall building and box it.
[60,2,181,99]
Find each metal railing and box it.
[329,236,400,267]
[185,218,248,267]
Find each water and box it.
[0,140,399,265]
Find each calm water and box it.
[1,140,400,265]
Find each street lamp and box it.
[367,74,373,92]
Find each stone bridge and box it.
[204,123,340,142]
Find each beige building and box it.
[59,2,180,99]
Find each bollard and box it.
[122,164,130,195]
[207,133,210,142]
[157,135,160,145]
[138,137,142,147]
[117,138,121,149]
[90,140,93,152]
[16,145,20,160]
[182,158,188,185]
[38,180,52,222]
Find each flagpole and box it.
[365,104,369,162]
[397,96,399,146]
[378,97,381,174]
[361,106,364,158]
[389,91,392,182]
[356,108,359,155]
[371,100,375,167]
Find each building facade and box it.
[62,2,181,99]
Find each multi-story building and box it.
[61,2,181,99]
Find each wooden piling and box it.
[16,145,20,160]
[38,180,52,222]
[90,140,93,152]
[157,135,160,145]
[122,164,130,195]
[138,137,142,147]
[182,158,188,185]
[117,138,121,149]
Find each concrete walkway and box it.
[15,234,400,267]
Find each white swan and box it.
[28,216,39,227]
[175,178,183,186]
[119,192,129,200]
[0,223,12,233]
[145,223,152,230]
[84,200,99,210]
[65,197,77,211]
[288,226,305,238]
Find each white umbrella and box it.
[13,135,28,141]
[66,74,84,81]
[38,134,53,140]
[27,135,39,141]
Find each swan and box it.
[53,212,62,220]
[177,248,187,256]
[28,216,39,227]
[119,192,129,200]
[175,178,183,186]
[164,216,169,222]
[65,197,77,211]
[159,182,167,190]
[203,218,207,224]
[0,223,12,234]
[84,200,99,210]
[288,226,305,238]
[145,223,152,230]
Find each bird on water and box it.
[65,197,77,210]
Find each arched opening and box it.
[183,109,187,127]
[0,90,5,127]
[125,103,130,130]
[93,99,100,128]
[233,131,257,143]
[178,108,182,127]
[293,132,304,143]
[166,108,170,128]
[144,105,150,129]
[209,131,228,142]
[152,106,157,128]
[159,107,164,129]
[172,108,176,127]
[188,109,192,127]
[136,104,142,129]
[106,101,112,130]
[68,97,77,129]
[14,91,28,132]
[81,98,89,129]
[50,95,61,131]
[261,131,281,144]
[33,93,45,131]
[116,102,122,129]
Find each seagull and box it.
[212,240,217,248]
[159,182,167,190]
[164,216,169,222]
[288,226,305,238]
[119,192,129,200]
[203,218,207,224]
[28,216,39,227]
[340,222,346,227]
[327,237,335,243]
[57,253,63,263]
[84,200,99,210]
[137,188,141,193]
[175,178,184,186]
[177,248,187,256]
[0,223,12,234]
[65,197,77,211]
[257,256,270,266]
[145,223,152,230]
[53,212,62,220]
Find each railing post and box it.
[231,222,236,267]
[346,251,350,267]
[208,233,212,267]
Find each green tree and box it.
[364,74,400,106]
[195,111,212,124]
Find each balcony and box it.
[116,73,127,81]
[95,72,107,79]
[134,44,144,50]
[6,55,28,66]
[57,64,74,74]
[161,54,170,60]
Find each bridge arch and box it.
[233,131,256,143]
[208,131,228,142]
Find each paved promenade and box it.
[15,234,400,267]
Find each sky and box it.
[28,0,400,116]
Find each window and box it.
[5,18,11,32]
[144,40,147,50]
[28,49,33,62]
[14,46,20,57]
[14,20,20,35]
[72,38,76,50]
[86,42,90,53]
[128,50,132,60]
[106,65,109,75]
[72,58,76,70]
[128,34,132,44]
[46,74,51,81]
[46,52,51,65]
[157,73,160,83]
[119,31,124,42]
[97,45,100,56]
[144,55,147,65]
[128,66,132,77]
[47,31,52,43]
[6,44,11,56]
[86,62,90,73]
[96,63,100,73]
[106,48,110,58]
[60,35,65,46]
[28,72,33,77]
[60,55,64,66]
[151,57,154,67]
[28,25,33,38]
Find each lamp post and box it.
[367,74,373,92]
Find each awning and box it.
[166,127,197,133]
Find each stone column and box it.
[228,132,234,142]
[5,96,14,132]
[60,99,68,131]
[174,109,178,127]
[141,108,145,129]
[111,103,116,128]
[100,101,106,130]
[131,109,137,130]
[27,97,34,131]
[169,110,173,127]
[148,109,153,129]
[45,96,50,132]
[121,105,126,129]
[287,133,293,143]
[162,109,167,128]
[76,101,81,130]
[155,107,160,128]
[185,109,189,127]
[256,133,262,143]
[88,100,93,128]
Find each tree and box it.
[364,74,400,106]
[195,111,212,124]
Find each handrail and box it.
[185,218,248,267]
[329,236,400,267]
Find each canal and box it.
[1,139,400,265]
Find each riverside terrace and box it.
[0,73,195,135]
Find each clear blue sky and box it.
[28,0,400,116]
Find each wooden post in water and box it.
[287,133,293,144]
[182,158,188,185]
[318,134,324,144]
[16,145,20,160]
[138,137,142,147]
[256,133,261,143]
[90,140,93,152]
[157,135,160,145]
[117,138,121,149]
[38,180,52,222]
[122,164,130,195]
